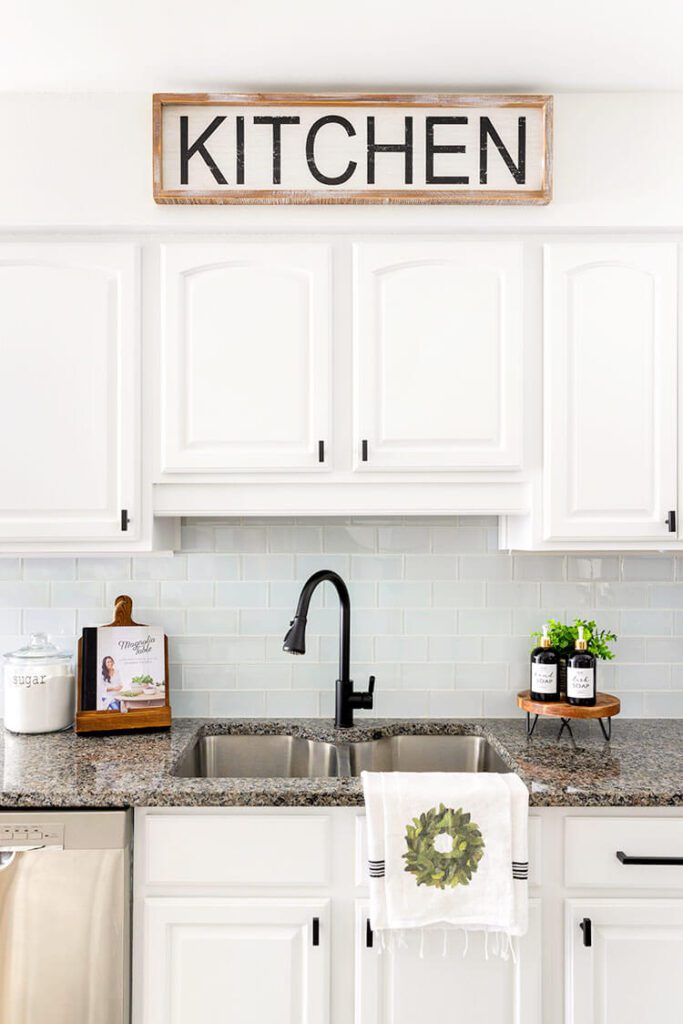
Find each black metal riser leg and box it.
[598,716,612,741]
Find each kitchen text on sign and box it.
[154,93,552,205]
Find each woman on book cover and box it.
[101,655,122,711]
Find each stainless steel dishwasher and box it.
[0,809,131,1024]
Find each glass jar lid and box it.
[3,632,72,665]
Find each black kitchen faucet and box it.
[282,570,375,727]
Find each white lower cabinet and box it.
[135,807,683,1024]
[566,899,683,1024]
[142,896,330,1024]
[355,899,542,1024]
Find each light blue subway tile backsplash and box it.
[0,560,22,581]
[23,558,77,581]
[3,516,683,719]
[432,527,489,554]
[567,556,621,581]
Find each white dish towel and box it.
[362,771,529,957]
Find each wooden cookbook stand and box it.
[76,594,172,735]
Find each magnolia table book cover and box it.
[96,627,166,713]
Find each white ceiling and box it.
[3,0,683,93]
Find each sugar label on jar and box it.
[8,673,46,688]
[532,663,557,694]
[567,668,595,699]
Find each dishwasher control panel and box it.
[0,823,64,848]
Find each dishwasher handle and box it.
[0,843,50,871]
[0,845,46,854]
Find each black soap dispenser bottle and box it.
[567,626,596,707]
[530,624,560,702]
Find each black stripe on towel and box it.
[368,859,385,878]
[512,861,529,880]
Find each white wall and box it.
[2,92,683,228]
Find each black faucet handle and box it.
[351,675,375,711]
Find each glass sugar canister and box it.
[3,633,75,734]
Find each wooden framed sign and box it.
[153,92,552,205]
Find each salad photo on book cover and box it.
[97,626,166,712]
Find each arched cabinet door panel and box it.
[142,897,330,1024]
[160,243,331,474]
[353,242,523,472]
[0,243,140,542]
[543,243,677,542]
[355,899,542,1024]
[566,899,683,1024]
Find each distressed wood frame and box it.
[153,92,553,205]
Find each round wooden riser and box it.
[517,690,620,719]
[517,691,620,741]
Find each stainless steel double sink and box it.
[173,733,510,779]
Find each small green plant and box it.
[530,619,617,660]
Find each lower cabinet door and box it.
[142,897,329,1024]
[355,899,542,1024]
[566,899,683,1024]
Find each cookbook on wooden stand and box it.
[76,595,171,734]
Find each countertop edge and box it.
[0,717,682,810]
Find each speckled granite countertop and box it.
[0,717,682,809]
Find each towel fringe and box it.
[373,926,517,960]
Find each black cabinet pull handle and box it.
[617,850,683,866]
[318,440,325,463]
[366,918,374,948]
[120,509,129,532]
[667,510,677,532]
[361,439,368,462]
[312,917,320,946]
[580,917,592,947]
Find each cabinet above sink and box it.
[153,238,530,519]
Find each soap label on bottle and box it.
[567,667,595,699]
[532,663,557,694]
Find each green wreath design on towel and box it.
[403,803,485,889]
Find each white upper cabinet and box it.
[0,243,140,543]
[160,243,331,473]
[543,243,677,543]
[353,242,523,471]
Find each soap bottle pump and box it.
[530,624,560,702]
[567,626,596,707]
